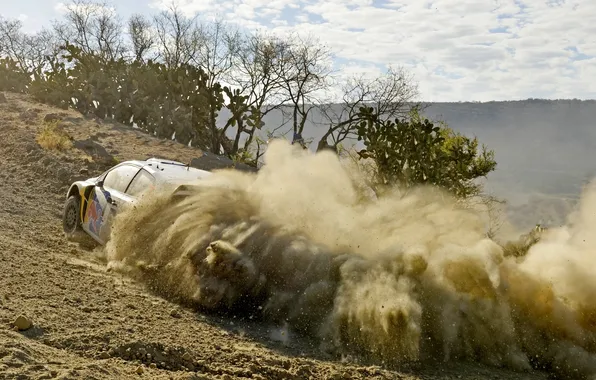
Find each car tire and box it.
[63,195,83,241]
[63,195,99,250]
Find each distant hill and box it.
[421,100,596,229]
[219,99,596,230]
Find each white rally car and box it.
[62,158,212,246]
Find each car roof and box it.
[121,158,213,185]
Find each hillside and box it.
[423,100,596,229]
[0,92,557,380]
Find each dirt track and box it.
[0,93,550,379]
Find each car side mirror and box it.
[96,179,104,188]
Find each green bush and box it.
[26,44,229,155]
[0,57,30,92]
[356,106,497,198]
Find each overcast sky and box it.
[2,0,595,102]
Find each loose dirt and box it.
[0,92,553,379]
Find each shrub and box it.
[36,121,73,151]
[501,224,545,257]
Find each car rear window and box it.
[103,165,140,193]
[126,169,156,197]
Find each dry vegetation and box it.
[36,120,74,151]
[501,226,546,258]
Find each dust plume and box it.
[106,140,596,378]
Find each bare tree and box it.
[191,17,241,86]
[232,31,286,107]
[53,0,125,61]
[26,29,61,76]
[190,17,246,155]
[152,3,201,67]
[274,32,334,146]
[0,17,59,75]
[316,66,420,152]
[221,31,290,158]
[0,17,28,70]
[128,14,155,63]
[219,31,332,156]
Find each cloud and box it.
[55,1,117,17]
[149,0,596,101]
[148,0,216,15]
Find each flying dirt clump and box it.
[106,139,596,378]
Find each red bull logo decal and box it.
[86,191,104,235]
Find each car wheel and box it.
[63,195,83,240]
[63,195,99,250]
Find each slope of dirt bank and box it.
[0,92,550,379]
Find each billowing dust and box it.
[105,140,596,379]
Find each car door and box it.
[82,164,140,244]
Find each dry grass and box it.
[36,121,73,151]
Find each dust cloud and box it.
[105,140,596,379]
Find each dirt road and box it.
[0,93,550,379]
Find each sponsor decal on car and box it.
[86,190,104,235]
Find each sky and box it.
[2,0,596,102]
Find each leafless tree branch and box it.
[53,0,125,61]
[128,14,155,63]
[316,65,420,152]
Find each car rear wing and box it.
[171,184,204,198]
[171,179,240,200]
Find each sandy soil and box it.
[0,92,551,380]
